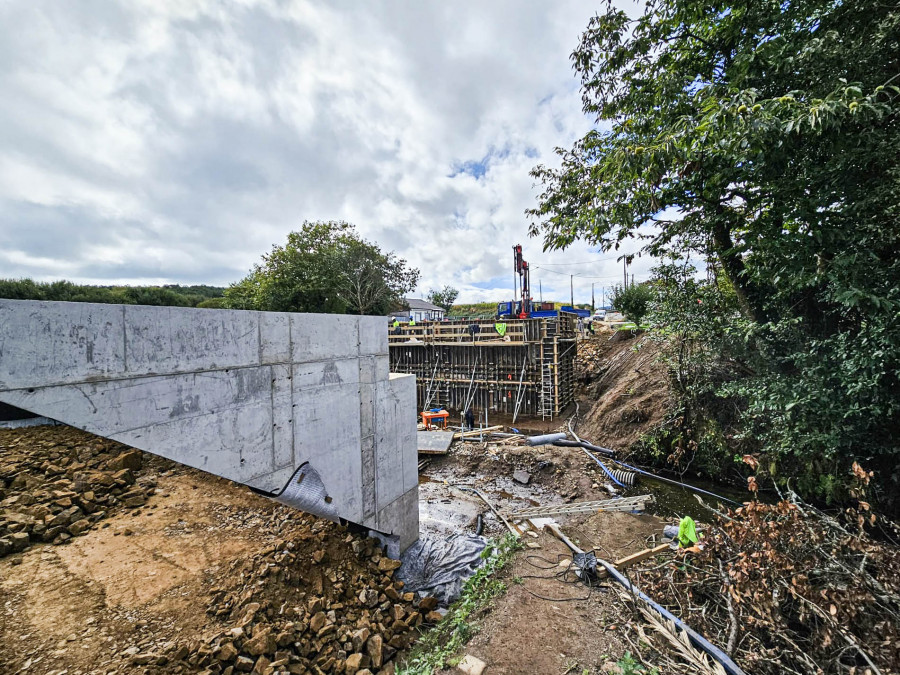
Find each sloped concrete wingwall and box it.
[0,300,419,552]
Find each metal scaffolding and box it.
[388,316,576,419]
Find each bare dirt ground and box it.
[0,427,440,675]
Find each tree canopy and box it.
[529,0,900,507]
[225,221,420,316]
[427,285,459,312]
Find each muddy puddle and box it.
[417,464,565,538]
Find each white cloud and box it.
[0,0,652,303]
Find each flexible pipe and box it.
[552,439,616,457]
[598,558,747,675]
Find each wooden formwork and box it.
[388,316,576,420]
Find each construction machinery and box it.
[497,244,590,319]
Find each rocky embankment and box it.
[0,426,440,675]
[0,425,154,556]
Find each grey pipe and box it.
[525,432,568,446]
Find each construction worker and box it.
[409,316,416,326]
[577,316,585,337]
[464,408,475,430]
[392,318,402,335]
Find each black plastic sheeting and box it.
[395,533,489,605]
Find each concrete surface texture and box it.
[0,299,419,552]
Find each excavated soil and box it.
[575,330,671,452]
[0,426,441,675]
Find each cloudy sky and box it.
[0,0,651,305]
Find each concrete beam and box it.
[0,300,419,553]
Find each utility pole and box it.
[631,273,634,288]
[539,280,543,303]
[591,282,595,313]
[570,275,574,307]
[623,258,627,289]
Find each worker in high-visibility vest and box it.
[409,317,416,326]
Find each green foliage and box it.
[426,285,459,312]
[196,297,227,309]
[0,279,224,307]
[615,653,659,675]
[610,283,654,325]
[224,221,419,315]
[397,535,521,675]
[447,302,499,317]
[529,1,900,510]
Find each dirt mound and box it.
[574,331,671,452]
[0,426,439,674]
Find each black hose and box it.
[474,513,484,536]
[552,439,617,457]
[598,558,747,675]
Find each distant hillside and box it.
[448,301,593,317]
[0,279,226,308]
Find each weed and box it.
[616,652,659,674]
[396,535,521,675]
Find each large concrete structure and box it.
[389,316,576,421]
[0,300,419,553]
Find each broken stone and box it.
[309,611,327,633]
[358,589,378,607]
[417,596,438,612]
[244,627,276,656]
[344,652,365,673]
[8,531,29,552]
[217,642,238,661]
[67,518,91,536]
[351,628,370,652]
[235,655,254,672]
[365,634,383,668]
[457,654,487,675]
[109,450,142,472]
[377,558,401,573]
[512,470,531,485]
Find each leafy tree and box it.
[610,283,654,325]
[225,221,420,315]
[528,1,900,507]
[0,279,222,307]
[427,285,459,312]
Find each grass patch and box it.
[397,535,521,675]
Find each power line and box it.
[531,255,622,266]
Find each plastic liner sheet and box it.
[395,533,489,605]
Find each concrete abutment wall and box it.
[0,300,419,553]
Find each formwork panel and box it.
[388,317,576,420]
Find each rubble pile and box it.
[0,425,156,556]
[138,516,443,675]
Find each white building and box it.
[391,298,446,322]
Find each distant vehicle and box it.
[593,309,607,320]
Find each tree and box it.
[426,285,459,312]
[224,221,420,316]
[610,283,654,325]
[528,1,900,507]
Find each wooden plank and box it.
[596,543,671,579]
[452,425,503,439]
